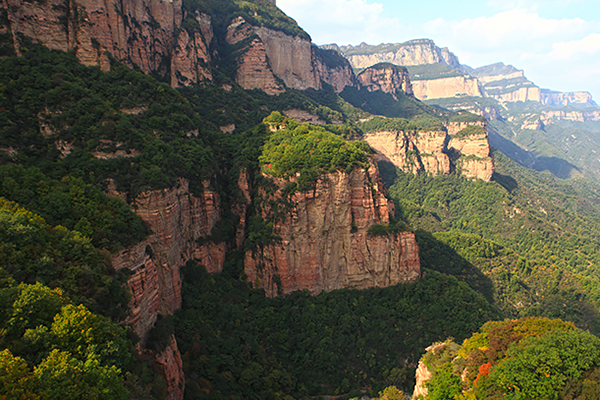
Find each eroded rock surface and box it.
[244,162,421,297]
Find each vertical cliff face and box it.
[341,39,468,73]
[254,26,321,91]
[365,122,494,181]
[226,16,325,94]
[110,179,225,400]
[244,162,421,297]
[411,75,482,100]
[3,0,213,86]
[365,129,451,176]
[226,17,285,95]
[540,90,598,107]
[447,122,494,181]
[357,63,413,99]
[313,47,357,92]
[170,12,214,87]
[111,179,225,339]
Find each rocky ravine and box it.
[109,178,226,400]
[365,121,494,181]
[244,161,421,297]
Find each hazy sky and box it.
[277,0,600,101]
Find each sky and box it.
[277,0,600,102]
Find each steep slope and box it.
[362,117,494,181]
[245,115,421,296]
[335,39,469,73]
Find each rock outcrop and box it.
[226,19,285,95]
[365,129,451,176]
[111,179,224,339]
[313,46,357,92]
[2,0,213,87]
[541,90,598,107]
[471,63,541,102]
[110,179,225,400]
[154,335,185,400]
[365,121,494,181]
[541,109,600,123]
[411,75,481,100]
[339,39,469,73]
[226,17,322,94]
[411,342,447,400]
[357,63,413,99]
[244,162,421,297]
[447,122,494,181]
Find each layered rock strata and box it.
[110,179,225,400]
[541,90,597,107]
[447,122,494,181]
[2,0,213,86]
[365,130,450,176]
[357,63,413,99]
[411,75,481,100]
[226,17,322,94]
[111,179,224,339]
[339,39,468,73]
[365,121,494,181]
[313,47,357,92]
[244,162,421,297]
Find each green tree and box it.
[0,349,41,400]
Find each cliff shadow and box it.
[492,172,518,193]
[488,129,581,180]
[415,230,497,307]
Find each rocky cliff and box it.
[447,122,494,181]
[357,63,413,99]
[338,39,469,73]
[411,75,481,100]
[244,162,421,297]
[540,90,598,107]
[365,121,494,181]
[313,46,357,92]
[365,129,451,176]
[411,342,447,400]
[2,0,214,87]
[110,178,225,400]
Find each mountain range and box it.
[2,0,600,399]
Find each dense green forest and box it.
[3,0,600,398]
[421,317,600,399]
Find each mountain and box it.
[3,0,600,399]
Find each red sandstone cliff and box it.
[244,161,421,297]
[313,47,357,93]
[3,0,213,86]
[364,121,494,181]
[110,178,225,400]
[357,63,413,99]
[364,129,451,176]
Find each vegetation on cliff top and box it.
[259,112,372,186]
[184,0,310,40]
[420,317,600,399]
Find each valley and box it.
[1,0,600,399]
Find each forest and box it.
[2,0,600,398]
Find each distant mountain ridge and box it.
[325,40,598,108]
